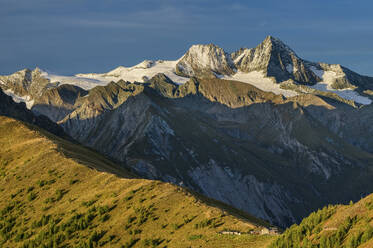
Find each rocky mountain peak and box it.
[175,43,235,78]
[0,67,51,103]
[232,36,320,84]
[261,35,297,56]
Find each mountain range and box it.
[1,36,373,229]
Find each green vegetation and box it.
[270,195,373,248]
[0,116,274,247]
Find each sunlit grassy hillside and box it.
[270,194,373,248]
[0,116,275,248]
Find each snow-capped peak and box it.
[175,43,235,77]
[262,35,298,56]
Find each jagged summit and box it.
[231,35,316,83]
[175,43,235,78]
[262,35,298,56]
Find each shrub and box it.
[82,199,97,207]
[27,186,34,193]
[28,192,37,201]
[188,234,202,240]
[69,179,79,185]
[121,237,139,248]
[100,214,110,222]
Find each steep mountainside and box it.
[0,116,276,248]
[270,194,373,248]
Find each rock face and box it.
[2,36,373,228]
[232,36,319,84]
[0,68,49,98]
[32,84,88,122]
[176,44,236,78]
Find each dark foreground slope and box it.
[270,194,373,248]
[0,116,275,248]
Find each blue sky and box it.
[1,0,373,76]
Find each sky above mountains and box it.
[1,0,373,76]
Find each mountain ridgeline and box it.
[1,36,373,230]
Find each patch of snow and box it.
[310,66,372,105]
[40,70,107,90]
[233,51,247,64]
[310,66,324,78]
[76,60,190,85]
[310,66,345,85]
[221,70,298,97]
[213,72,224,79]
[311,82,372,105]
[3,89,34,109]
[286,64,293,74]
[26,100,34,109]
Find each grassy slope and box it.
[269,194,373,248]
[0,116,275,248]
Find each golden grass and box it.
[0,116,275,247]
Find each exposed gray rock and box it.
[188,165,297,226]
[232,36,320,84]
[176,44,236,78]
